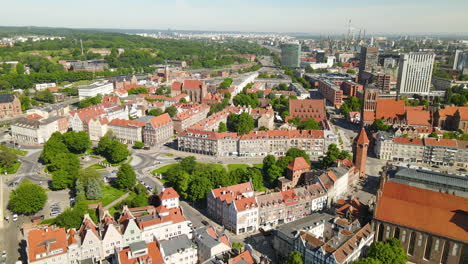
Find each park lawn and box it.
[227,164,249,171]
[152,163,177,175]
[1,145,28,156]
[0,161,21,174]
[100,185,126,206]
[164,153,174,157]
[253,164,263,169]
[86,163,106,170]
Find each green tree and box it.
[179,97,187,103]
[16,62,25,74]
[321,144,350,169]
[286,148,310,164]
[8,180,47,214]
[165,106,177,117]
[0,149,18,170]
[227,112,255,135]
[40,132,69,164]
[116,164,137,190]
[363,238,407,264]
[370,119,390,132]
[134,141,145,149]
[346,69,356,74]
[187,176,213,202]
[76,168,102,200]
[85,178,102,200]
[130,193,149,207]
[350,258,382,264]
[107,141,130,164]
[428,132,438,138]
[266,165,283,185]
[297,118,321,130]
[179,156,197,174]
[62,131,91,154]
[55,208,84,229]
[19,95,31,111]
[147,108,164,116]
[262,155,276,175]
[218,122,227,133]
[49,153,80,190]
[285,251,303,264]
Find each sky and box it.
[0,0,467,34]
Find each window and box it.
[424,236,432,260]
[408,232,416,255]
[394,227,400,239]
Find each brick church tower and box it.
[354,128,369,178]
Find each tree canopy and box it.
[8,180,47,214]
[285,251,303,264]
[351,238,407,264]
[227,112,255,135]
[321,144,352,169]
[370,119,390,133]
[97,132,130,164]
[116,164,137,190]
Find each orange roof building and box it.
[289,99,326,122]
[374,181,468,263]
[27,226,68,263]
[117,241,163,264]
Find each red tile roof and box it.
[289,99,326,122]
[158,187,180,200]
[438,106,468,120]
[228,250,255,264]
[118,241,164,264]
[149,113,172,128]
[406,109,431,126]
[281,189,298,206]
[234,197,257,212]
[375,99,405,120]
[108,118,145,128]
[393,137,424,145]
[287,157,310,171]
[375,181,468,242]
[138,207,186,229]
[26,113,43,120]
[183,80,204,89]
[211,182,254,205]
[28,227,68,262]
[424,138,458,147]
[355,128,369,144]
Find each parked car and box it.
[2,250,6,264]
[12,214,18,222]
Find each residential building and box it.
[35,82,56,91]
[27,226,68,264]
[11,115,68,144]
[78,214,104,262]
[226,250,255,264]
[0,94,22,119]
[141,113,173,146]
[159,235,198,264]
[373,72,391,92]
[207,182,255,234]
[172,103,210,132]
[100,211,124,258]
[158,187,180,209]
[453,50,468,71]
[289,83,309,99]
[358,47,379,83]
[26,104,70,119]
[194,226,231,263]
[118,207,143,247]
[116,241,163,264]
[68,103,126,133]
[138,207,192,242]
[373,178,468,264]
[294,221,374,264]
[178,129,331,159]
[108,119,145,145]
[397,52,435,95]
[317,79,343,107]
[423,138,458,166]
[88,117,109,141]
[78,81,114,100]
[272,213,335,261]
[281,42,301,68]
[289,99,326,122]
[341,81,363,97]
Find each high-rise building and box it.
[358,47,379,83]
[281,42,301,68]
[316,50,326,63]
[397,52,435,95]
[453,50,468,71]
[373,72,391,93]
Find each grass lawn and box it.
[152,163,177,175]
[86,163,106,170]
[253,164,263,169]
[164,153,174,157]
[227,164,249,171]
[0,161,21,174]
[1,145,28,156]
[84,185,126,206]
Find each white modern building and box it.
[453,50,468,71]
[397,52,435,95]
[78,81,114,100]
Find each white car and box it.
[12,214,18,222]
[1,250,6,264]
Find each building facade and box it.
[0,94,22,119]
[397,52,435,95]
[281,42,301,68]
